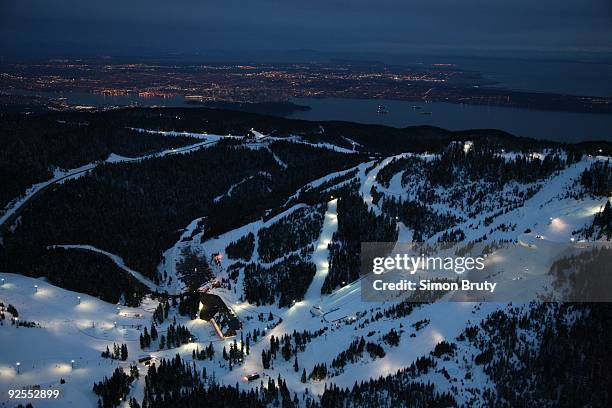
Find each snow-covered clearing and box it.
[0,273,155,407]
[359,154,409,214]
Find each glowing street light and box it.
[113,321,117,328]
[71,359,75,369]
[34,284,38,293]
[116,307,121,315]
[16,362,20,374]
[77,296,81,304]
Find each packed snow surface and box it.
[1,142,609,407]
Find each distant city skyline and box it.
[1,0,612,60]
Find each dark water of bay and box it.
[288,97,612,143]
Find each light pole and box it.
[34,284,38,293]
[77,296,81,304]
[71,359,75,370]
[16,362,20,374]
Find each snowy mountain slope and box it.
[189,149,609,395]
[0,273,157,407]
[1,136,610,407]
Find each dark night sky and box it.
[1,0,612,60]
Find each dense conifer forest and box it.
[0,114,197,211]
[322,191,398,293]
[243,255,317,307]
[580,161,612,197]
[226,233,255,261]
[0,140,363,300]
[257,205,325,263]
[460,303,612,407]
